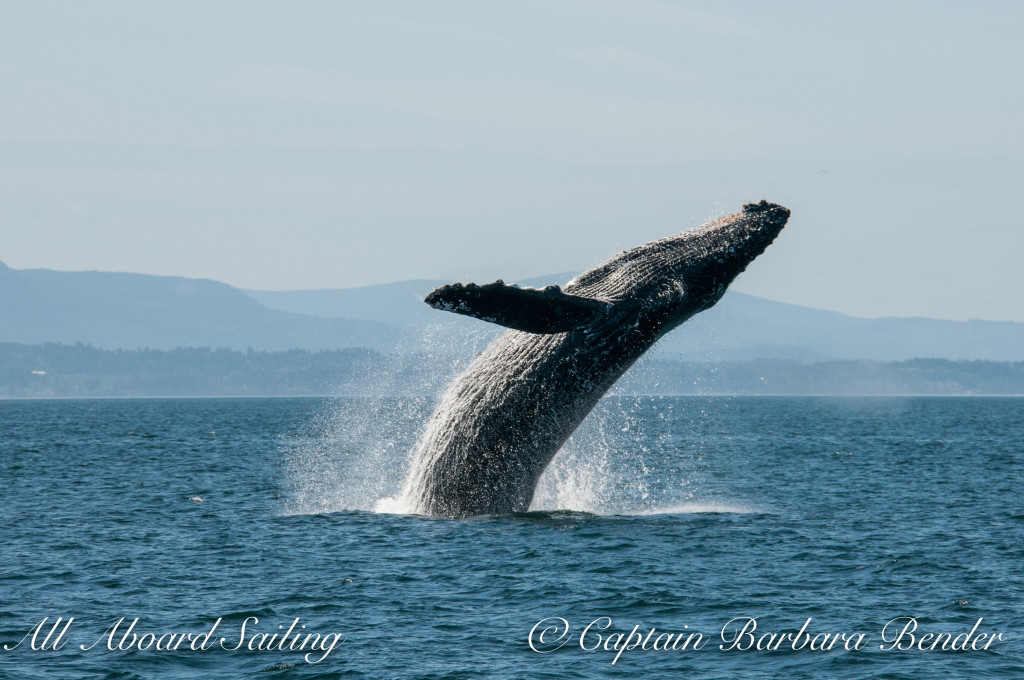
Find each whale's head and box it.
[567,200,790,325]
[670,200,790,311]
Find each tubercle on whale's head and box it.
[672,200,790,312]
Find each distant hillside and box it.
[3,260,1024,361]
[247,275,1024,362]
[0,261,398,351]
[655,294,1024,362]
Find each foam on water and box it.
[633,501,764,515]
[373,493,413,515]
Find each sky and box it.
[1,1,1022,321]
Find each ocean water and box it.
[1,396,1021,678]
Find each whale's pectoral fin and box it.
[425,280,613,334]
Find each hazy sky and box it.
[2,1,1022,321]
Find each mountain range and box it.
[2,260,1023,362]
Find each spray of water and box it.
[280,319,493,515]
[530,391,726,515]
[282,329,742,517]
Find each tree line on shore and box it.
[2,342,1022,398]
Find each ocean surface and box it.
[1,396,1021,678]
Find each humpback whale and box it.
[401,201,790,518]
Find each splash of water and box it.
[280,395,429,515]
[281,319,493,516]
[283,332,729,518]
[530,393,720,515]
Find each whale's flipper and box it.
[425,280,613,334]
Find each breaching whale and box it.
[401,201,790,518]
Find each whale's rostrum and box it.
[400,201,790,517]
